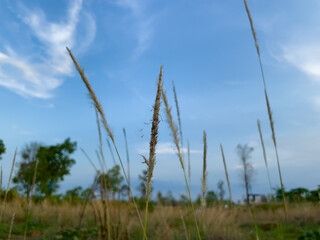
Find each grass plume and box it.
[243,0,288,223]
[66,47,145,236]
[173,81,183,152]
[220,144,232,207]
[161,86,202,240]
[142,66,163,240]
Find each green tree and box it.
[105,165,124,200]
[287,187,309,202]
[96,165,125,200]
[13,138,77,197]
[0,139,5,160]
[206,190,218,205]
[64,186,83,203]
[13,142,40,198]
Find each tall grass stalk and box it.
[107,139,117,166]
[180,209,190,240]
[161,87,202,240]
[220,144,232,207]
[173,81,183,153]
[188,141,191,186]
[142,66,162,240]
[66,47,145,233]
[257,119,273,196]
[8,212,15,240]
[23,158,39,240]
[95,108,107,172]
[243,0,288,223]
[0,148,17,223]
[123,128,131,240]
[201,131,207,209]
[80,148,98,172]
[79,175,99,228]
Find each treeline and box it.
[0,138,319,206]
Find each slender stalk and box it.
[95,101,110,240]
[201,131,207,209]
[8,212,15,240]
[67,47,145,233]
[0,148,17,223]
[24,158,39,240]
[95,150,105,174]
[161,87,202,240]
[257,119,273,196]
[188,141,191,186]
[250,206,261,240]
[123,128,131,240]
[180,209,190,240]
[220,144,232,207]
[142,66,162,240]
[79,176,98,228]
[173,81,183,153]
[107,139,117,166]
[95,108,107,172]
[243,0,288,223]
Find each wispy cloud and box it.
[109,0,155,58]
[137,142,202,155]
[0,0,95,98]
[282,44,320,80]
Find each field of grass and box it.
[0,199,319,239]
[0,1,319,240]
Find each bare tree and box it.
[217,180,225,202]
[237,144,254,206]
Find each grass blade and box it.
[220,144,232,207]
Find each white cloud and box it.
[0,0,95,98]
[137,142,202,155]
[282,44,320,80]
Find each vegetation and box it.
[0,1,319,239]
[13,139,77,197]
[0,139,5,160]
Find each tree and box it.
[97,165,125,200]
[237,144,254,206]
[13,138,77,197]
[0,139,5,160]
[287,188,309,202]
[13,142,40,198]
[217,180,225,202]
[64,186,83,203]
[206,190,218,205]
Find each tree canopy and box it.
[0,139,5,160]
[13,138,77,197]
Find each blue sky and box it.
[0,0,319,201]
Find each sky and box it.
[0,0,319,202]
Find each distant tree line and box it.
[0,139,319,205]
